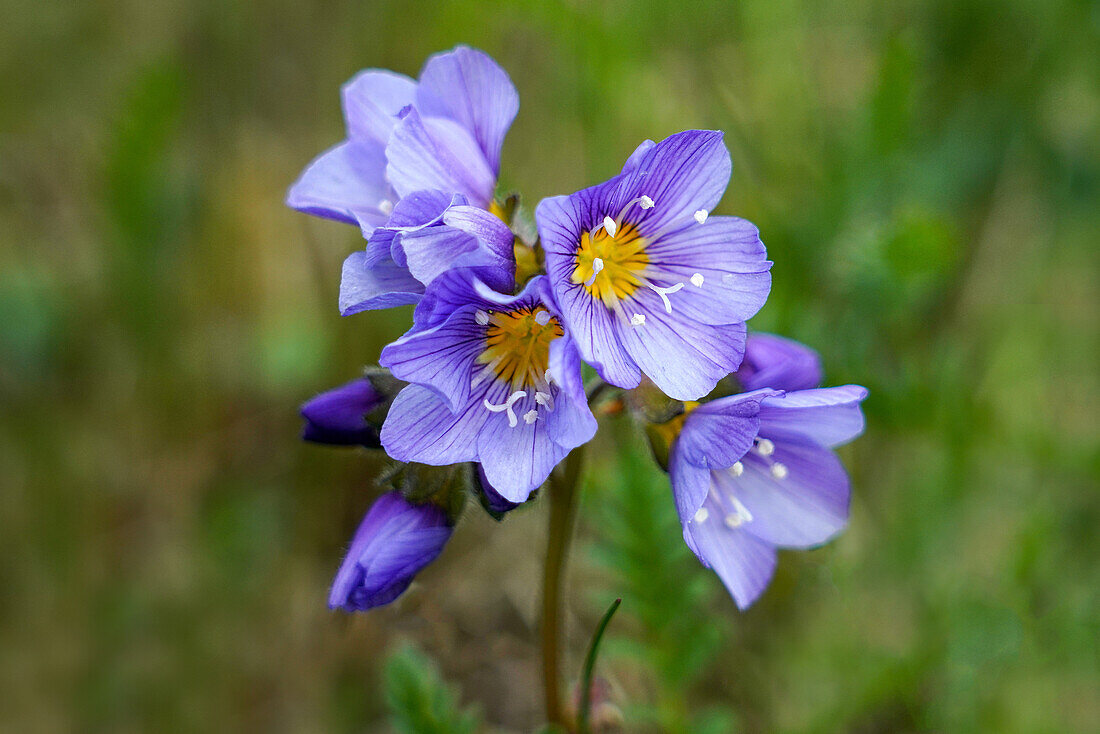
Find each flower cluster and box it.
[292,47,867,612]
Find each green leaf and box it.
[584,425,733,731]
[578,598,622,734]
[383,645,480,734]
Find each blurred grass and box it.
[1,0,1097,731]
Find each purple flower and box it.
[340,189,515,315]
[736,332,823,393]
[287,45,518,229]
[287,46,520,313]
[669,334,867,608]
[329,491,453,612]
[536,131,773,401]
[378,272,597,503]
[474,465,523,517]
[300,377,384,447]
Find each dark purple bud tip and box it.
[300,377,384,447]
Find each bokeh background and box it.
[3,0,1098,731]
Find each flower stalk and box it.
[541,444,585,728]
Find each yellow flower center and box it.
[652,401,700,445]
[477,307,564,390]
[571,223,649,306]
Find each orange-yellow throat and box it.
[571,223,649,306]
[477,307,564,390]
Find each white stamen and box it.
[584,258,604,287]
[535,391,555,412]
[379,199,394,215]
[483,390,528,428]
[770,462,789,479]
[690,272,704,288]
[630,313,646,327]
[614,196,654,222]
[543,368,555,385]
[648,282,685,314]
[534,310,552,326]
[475,310,490,326]
[756,438,775,456]
[724,496,753,528]
[694,507,709,523]
[603,216,618,238]
[523,409,539,424]
[694,209,709,224]
[731,461,744,477]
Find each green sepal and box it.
[644,422,674,472]
[376,461,470,524]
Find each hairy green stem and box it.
[541,445,585,729]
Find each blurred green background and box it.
[2,0,1098,731]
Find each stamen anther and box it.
[535,391,555,412]
[630,313,646,327]
[535,310,552,326]
[379,199,394,215]
[603,216,618,238]
[731,461,744,477]
[639,195,654,209]
[770,462,789,479]
[584,258,604,287]
[756,438,775,456]
[694,507,709,523]
[694,209,708,224]
[475,310,490,326]
[690,273,704,287]
[523,409,539,425]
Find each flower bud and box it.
[300,377,384,447]
[328,492,453,612]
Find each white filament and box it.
[725,496,753,528]
[483,390,528,428]
[584,257,604,288]
[648,282,684,314]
